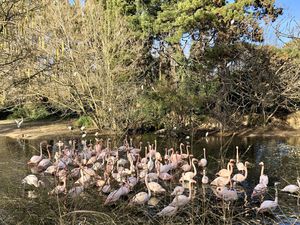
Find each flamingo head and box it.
[229,159,235,164]
[245,161,251,166]
[259,162,264,166]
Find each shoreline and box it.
[0,119,299,140]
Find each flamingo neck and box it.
[186,146,190,156]
[180,144,183,155]
[274,187,278,203]
[47,149,51,159]
[261,164,264,176]
[226,162,231,171]
[145,175,151,198]
[236,147,239,163]
[156,160,161,175]
[244,165,248,179]
[203,148,206,159]
[229,163,233,175]
[192,160,197,176]
[226,175,231,183]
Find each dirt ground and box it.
[0,119,300,140]
[0,119,76,139]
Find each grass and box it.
[1,173,298,225]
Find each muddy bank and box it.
[0,119,300,140]
[0,119,77,139]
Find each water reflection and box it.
[0,135,299,224]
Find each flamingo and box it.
[27,143,43,165]
[156,205,178,217]
[281,178,300,194]
[180,158,198,182]
[148,178,166,194]
[211,175,231,187]
[198,148,207,167]
[258,162,269,186]
[216,186,238,201]
[104,183,130,205]
[232,161,250,183]
[49,178,67,195]
[74,168,91,187]
[37,146,52,171]
[216,159,235,178]
[180,143,189,159]
[129,174,151,205]
[257,182,280,213]
[22,174,45,188]
[156,161,173,181]
[251,183,267,198]
[45,165,58,175]
[202,169,209,184]
[147,155,154,172]
[171,180,185,196]
[236,146,245,172]
[181,155,192,172]
[170,179,195,208]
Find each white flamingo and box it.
[216,159,235,178]
[236,146,245,172]
[211,175,231,187]
[216,186,238,201]
[281,178,300,194]
[22,174,44,188]
[180,158,198,182]
[156,205,178,217]
[257,182,280,213]
[202,169,209,184]
[170,179,195,208]
[129,174,151,205]
[104,183,130,205]
[171,180,185,196]
[37,146,52,171]
[27,143,43,165]
[251,183,267,198]
[259,162,269,186]
[181,155,192,172]
[232,161,250,183]
[198,148,207,167]
[148,178,166,194]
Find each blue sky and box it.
[263,0,300,46]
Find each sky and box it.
[263,0,300,46]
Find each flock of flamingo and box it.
[22,130,300,218]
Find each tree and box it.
[1,0,144,131]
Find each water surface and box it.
[0,134,299,224]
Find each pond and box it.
[0,134,299,225]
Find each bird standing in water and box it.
[257,182,280,213]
